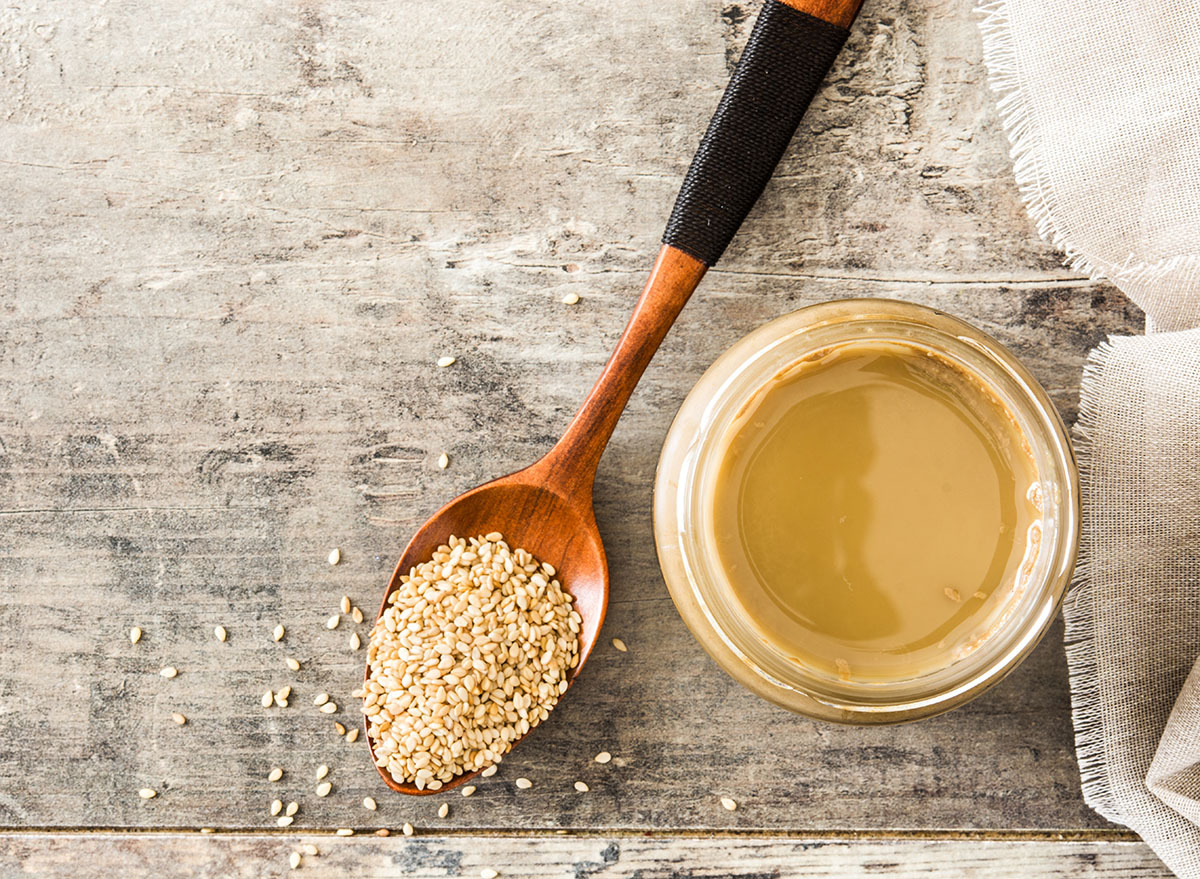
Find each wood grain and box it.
[0,0,1144,850]
[0,833,1172,878]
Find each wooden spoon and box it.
[369,0,866,794]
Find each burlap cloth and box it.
[978,1,1200,875]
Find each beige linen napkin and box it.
[978,1,1200,875]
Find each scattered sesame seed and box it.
[268,767,283,783]
[362,797,377,811]
[314,693,329,707]
[437,803,449,818]
[160,666,178,679]
[277,816,294,827]
[214,625,227,643]
[278,685,292,700]
[460,785,476,797]
[480,765,498,778]
[200,828,215,834]
[515,778,532,790]
[172,713,187,726]
[944,587,961,602]
[594,751,611,764]
[129,627,142,644]
[375,828,390,837]
[326,615,340,629]
[402,823,414,837]
[481,869,499,879]
[286,657,301,672]
[320,702,338,714]
[316,764,329,780]
[973,591,987,600]
[561,292,580,305]
[289,852,301,870]
[262,690,274,708]
[436,355,456,368]
[720,797,737,811]
[437,452,449,470]
[574,781,589,792]
[275,692,290,708]
[351,606,364,624]
[270,800,282,816]
[340,596,351,615]
[328,547,341,566]
[334,722,346,735]
[316,782,332,798]
[302,844,319,856]
[138,788,157,799]
[336,828,354,836]
[345,728,360,743]
[349,632,361,651]
[273,624,285,642]
[611,638,627,652]
[285,801,298,817]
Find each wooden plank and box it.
[0,833,1172,878]
[0,0,1144,836]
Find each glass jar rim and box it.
[653,298,1079,723]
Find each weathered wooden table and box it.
[0,0,1165,875]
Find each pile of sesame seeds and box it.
[363,533,581,789]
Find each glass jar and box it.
[653,299,1079,723]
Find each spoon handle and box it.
[543,0,863,495]
[663,0,862,267]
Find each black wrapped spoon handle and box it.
[663,0,861,266]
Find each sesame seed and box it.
[944,587,961,602]
[316,782,332,797]
[349,632,360,650]
[351,606,364,624]
[320,702,337,714]
[289,852,301,870]
[200,828,215,834]
[286,657,301,672]
[362,797,377,811]
[561,292,580,305]
[278,685,292,700]
[129,627,142,644]
[375,829,390,837]
[720,797,737,811]
[574,781,589,792]
[316,764,329,779]
[515,778,532,789]
[326,615,340,629]
[437,452,450,470]
[402,823,413,837]
[302,844,319,856]
[172,713,187,726]
[611,638,627,652]
[273,624,285,642]
[336,828,354,836]
[460,785,476,797]
[262,690,274,708]
[594,751,611,764]
[328,547,341,566]
[160,666,178,679]
[214,625,227,643]
[138,788,157,799]
[275,691,290,708]
[345,728,359,743]
[340,596,351,614]
[480,765,498,778]
[285,801,298,817]
[481,869,499,879]
[277,816,293,827]
[268,767,283,782]
[437,803,449,818]
[334,722,346,735]
[973,591,987,600]
[436,355,456,368]
[314,693,329,707]
[270,800,282,816]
